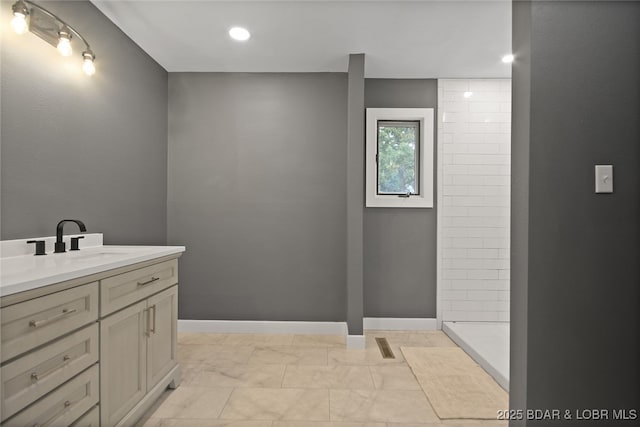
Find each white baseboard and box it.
[346,335,366,349]
[363,317,438,331]
[178,319,348,335]
[178,319,436,336]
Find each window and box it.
[366,108,434,208]
[377,121,420,195]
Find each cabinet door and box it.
[100,300,147,427]
[146,285,178,391]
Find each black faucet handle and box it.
[27,240,47,256]
[70,236,85,251]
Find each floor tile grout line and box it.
[325,387,331,422]
[215,386,237,420]
[280,364,288,388]
[367,365,378,390]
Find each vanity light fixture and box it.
[229,26,251,41]
[9,0,96,76]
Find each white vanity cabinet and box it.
[0,254,181,427]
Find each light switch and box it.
[595,165,613,193]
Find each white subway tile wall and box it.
[438,79,511,322]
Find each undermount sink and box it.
[64,246,149,261]
[0,247,143,277]
[65,251,130,262]
[0,250,129,276]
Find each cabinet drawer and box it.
[5,364,99,427]
[101,259,178,316]
[1,324,99,421]
[1,283,99,362]
[70,404,99,427]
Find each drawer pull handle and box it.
[137,276,160,286]
[29,308,77,328]
[31,355,71,381]
[33,400,72,427]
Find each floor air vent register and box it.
[375,337,395,359]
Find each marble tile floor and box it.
[137,331,508,427]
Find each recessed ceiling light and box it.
[229,27,251,41]
[463,91,473,98]
[501,54,514,64]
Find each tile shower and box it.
[437,79,511,389]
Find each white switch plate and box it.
[595,165,613,193]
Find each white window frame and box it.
[366,108,434,208]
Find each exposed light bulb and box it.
[11,1,29,34]
[229,27,250,41]
[82,50,95,76]
[57,28,72,57]
[57,37,72,56]
[82,58,95,76]
[11,12,28,34]
[501,54,514,64]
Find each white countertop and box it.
[0,234,185,297]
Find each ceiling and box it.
[91,0,511,78]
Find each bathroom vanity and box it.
[0,234,185,426]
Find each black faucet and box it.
[55,219,87,253]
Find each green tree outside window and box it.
[377,121,420,195]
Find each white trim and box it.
[346,335,366,349]
[436,83,445,330]
[363,317,437,331]
[365,108,434,208]
[178,319,348,335]
[443,322,509,391]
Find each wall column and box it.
[346,53,365,347]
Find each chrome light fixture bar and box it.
[10,0,96,76]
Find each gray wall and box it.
[511,1,640,424]
[167,73,347,321]
[364,79,438,318]
[1,0,168,245]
